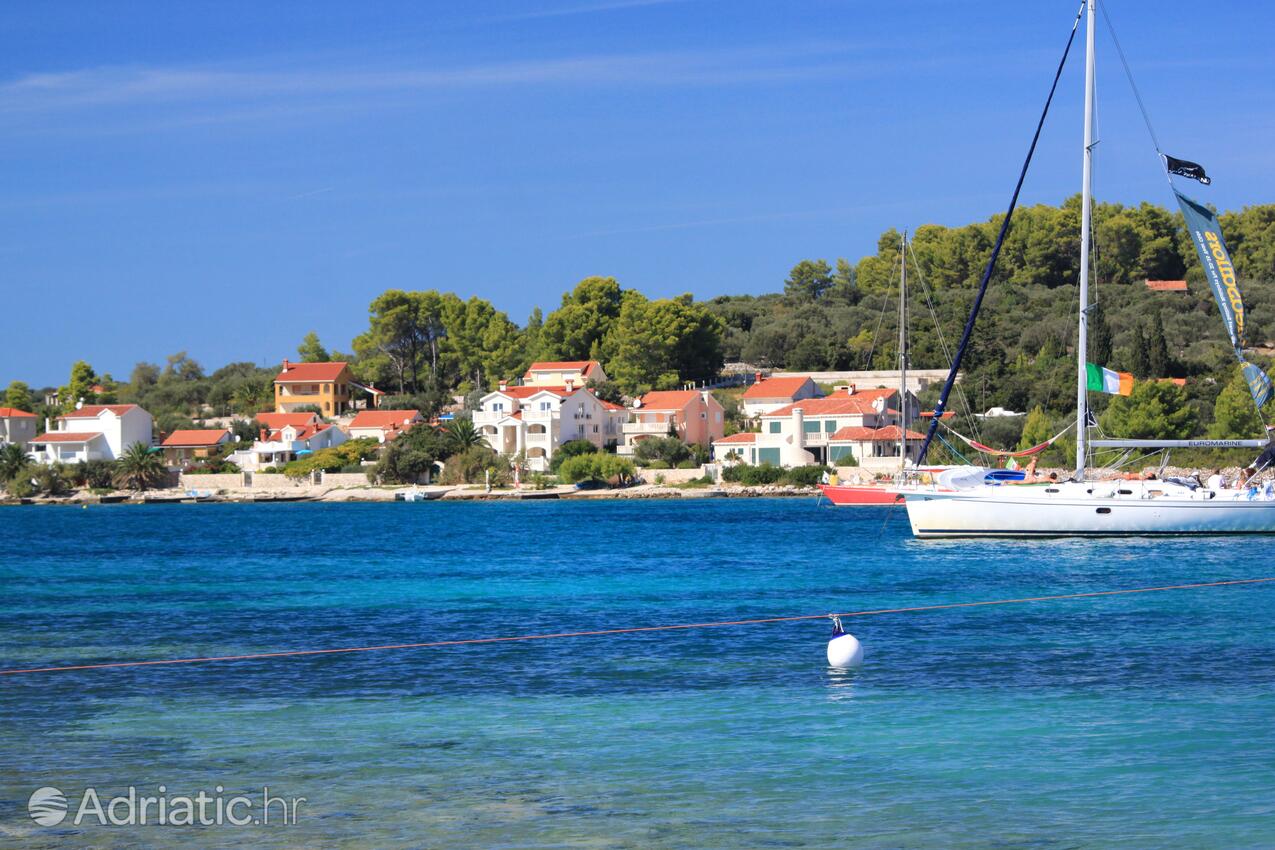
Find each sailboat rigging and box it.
[898,0,1275,537]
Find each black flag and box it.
[1164,154,1211,185]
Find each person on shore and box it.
[1206,469,1226,491]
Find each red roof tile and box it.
[256,413,320,429]
[274,361,349,382]
[714,432,758,444]
[493,385,572,399]
[349,410,422,430]
[162,429,231,448]
[599,399,626,411]
[742,376,816,400]
[58,404,140,420]
[523,360,603,378]
[31,431,106,443]
[638,390,703,410]
[0,407,36,418]
[829,425,926,442]
[763,388,896,418]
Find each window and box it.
[824,420,836,432]
[592,425,599,433]
[492,402,505,413]
[758,448,781,465]
[540,402,551,411]
[769,421,781,433]
[803,420,821,434]
[716,412,722,422]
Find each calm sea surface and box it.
[2,500,1273,849]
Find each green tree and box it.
[373,424,448,484]
[353,290,448,395]
[0,443,26,483]
[1208,367,1269,439]
[1089,302,1113,367]
[297,332,329,363]
[605,293,725,394]
[1017,406,1054,451]
[784,259,834,301]
[1145,312,1173,378]
[443,416,485,454]
[557,453,636,486]
[3,380,33,412]
[549,438,598,473]
[539,276,623,362]
[112,443,167,491]
[1099,381,1196,439]
[60,360,98,410]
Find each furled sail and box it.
[1173,190,1273,408]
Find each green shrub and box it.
[283,438,380,478]
[633,436,691,467]
[550,439,598,472]
[675,459,698,469]
[721,463,784,486]
[781,465,831,486]
[558,453,636,487]
[645,459,670,469]
[440,446,509,486]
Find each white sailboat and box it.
[900,0,1275,538]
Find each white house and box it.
[712,387,924,471]
[29,404,154,464]
[522,360,608,388]
[225,412,347,471]
[740,375,822,419]
[473,381,625,471]
[0,407,38,451]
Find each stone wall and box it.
[639,466,711,484]
[249,473,307,489]
[320,472,374,487]
[179,473,245,490]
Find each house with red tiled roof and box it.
[274,359,353,416]
[161,429,232,467]
[0,407,38,451]
[472,380,626,471]
[522,360,608,388]
[619,390,725,456]
[348,410,425,443]
[224,411,347,471]
[741,374,822,418]
[30,404,154,464]
[712,386,923,468]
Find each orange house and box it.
[274,360,352,416]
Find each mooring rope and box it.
[2,577,1271,677]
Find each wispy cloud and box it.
[0,41,892,118]
[478,0,695,24]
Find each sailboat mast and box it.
[1075,0,1096,482]
[899,231,908,471]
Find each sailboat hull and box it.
[903,486,1275,538]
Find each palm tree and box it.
[112,442,167,491]
[0,443,26,484]
[444,416,485,454]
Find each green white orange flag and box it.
[1086,362,1133,396]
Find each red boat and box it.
[818,483,902,505]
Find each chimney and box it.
[565,378,575,391]
[754,371,762,384]
[499,380,508,392]
[259,429,268,442]
[282,358,291,372]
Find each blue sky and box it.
[3,0,1273,387]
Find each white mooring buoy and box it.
[826,615,863,669]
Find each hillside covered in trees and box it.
[7,196,1274,454]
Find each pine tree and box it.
[1127,325,1150,378]
[1089,302,1113,366]
[1145,312,1172,378]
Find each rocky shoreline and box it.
[3,465,1253,507]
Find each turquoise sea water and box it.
[2,499,1274,848]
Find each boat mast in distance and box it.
[899,230,908,475]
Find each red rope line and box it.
[2,577,1271,677]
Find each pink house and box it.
[619,390,725,455]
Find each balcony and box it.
[622,420,676,437]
